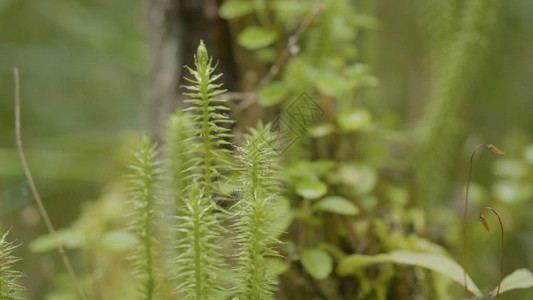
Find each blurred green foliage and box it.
[0,0,146,297]
[1,0,533,299]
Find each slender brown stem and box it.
[478,207,504,298]
[463,144,485,293]
[462,144,504,295]
[13,68,88,300]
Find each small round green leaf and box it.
[237,26,278,50]
[301,248,333,280]
[308,123,334,137]
[257,81,288,107]
[337,109,372,132]
[314,196,359,215]
[218,0,254,19]
[296,180,327,199]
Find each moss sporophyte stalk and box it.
[462,144,504,297]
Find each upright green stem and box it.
[143,159,155,299]
[193,196,203,298]
[176,41,228,299]
[478,207,504,299]
[233,125,282,299]
[128,138,159,299]
[200,74,212,197]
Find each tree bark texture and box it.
[146,0,238,140]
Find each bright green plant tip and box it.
[301,248,333,280]
[174,41,230,299]
[196,40,208,69]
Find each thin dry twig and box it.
[233,2,326,112]
[13,67,88,300]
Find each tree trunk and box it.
[146,0,238,140]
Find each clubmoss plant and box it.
[0,228,24,299]
[122,41,290,299]
[161,110,194,283]
[165,110,194,212]
[183,40,232,199]
[127,137,161,299]
[232,124,282,299]
[174,182,225,299]
[173,41,230,299]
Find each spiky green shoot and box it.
[0,229,24,299]
[173,41,230,299]
[127,137,161,299]
[233,124,282,299]
[174,183,225,299]
[162,110,194,281]
[183,41,232,200]
[165,110,194,212]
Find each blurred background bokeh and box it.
[1,0,532,299]
[0,0,146,297]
